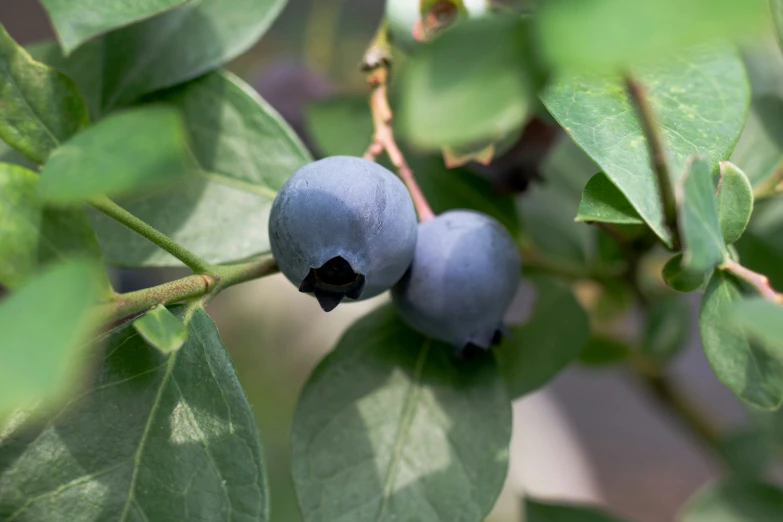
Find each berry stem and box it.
[90,195,215,275]
[98,255,279,324]
[721,258,783,303]
[362,20,435,222]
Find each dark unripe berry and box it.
[392,209,520,351]
[269,156,418,311]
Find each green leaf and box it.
[40,0,191,55]
[499,277,590,398]
[101,0,288,110]
[578,335,630,367]
[525,498,628,522]
[28,39,104,119]
[0,24,89,164]
[735,199,783,290]
[662,253,709,293]
[521,135,599,266]
[306,95,521,235]
[642,296,689,364]
[576,172,644,224]
[730,96,783,189]
[0,307,269,521]
[306,95,372,157]
[731,298,783,351]
[133,304,188,354]
[89,71,310,266]
[39,106,191,203]
[717,162,754,244]
[0,260,99,417]
[699,271,783,410]
[679,158,727,273]
[291,306,511,522]
[400,16,532,150]
[718,430,771,477]
[680,478,783,522]
[542,47,750,246]
[538,0,767,73]
[0,163,109,292]
[772,0,783,55]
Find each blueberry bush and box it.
[2,0,783,521]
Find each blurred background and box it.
[1,1,779,521]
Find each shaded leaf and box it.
[730,95,783,189]
[40,0,191,54]
[133,304,188,354]
[731,298,783,351]
[772,0,783,55]
[678,158,726,273]
[718,430,771,477]
[0,163,109,291]
[642,296,690,364]
[101,0,288,110]
[578,335,630,367]
[90,71,310,266]
[538,0,767,72]
[717,162,754,244]
[0,260,99,417]
[699,271,783,410]
[306,95,372,158]
[542,47,750,246]
[291,305,511,522]
[576,172,643,224]
[39,106,191,203]
[662,253,709,293]
[0,307,269,521]
[0,24,89,164]
[680,478,783,522]
[499,277,590,398]
[520,135,599,266]
[525,498,628,522]
[734,198,783,290]
[400,16,532,150]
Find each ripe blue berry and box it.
[392,210,520,351]
[269,156,418,311]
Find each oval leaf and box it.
[101,0,288,110]
[291,305,511,522]
[662,253,709,293]
[731,298,783,351]
[0,307,269,521]
[699,271,783,410]
[400,16,532,150]
[576,172,643,224]
[679,157,727,273]
[642,296,689,364]
[538,0,767,73]
[0,163,108,291]
[717,161,754,244]
[680,478,783,522]
[39,106,191,203]
[542,47,750,246]
[526,499,628,522]
[40,0,192,55]
[89,71,311,266]
[0,24,89,164]
[499,277,590,399]
[133,304,188,354]
[0,259,99,417]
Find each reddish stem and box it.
[723,258,783,303]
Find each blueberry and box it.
[392,209,520,351]
[269,156,418,311]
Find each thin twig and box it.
[624,76,680,247]
[362,21,434,222]
[752,159,783,200]
[722,258,783,303]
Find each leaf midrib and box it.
[376,339,431,521]
[118,349,180,522]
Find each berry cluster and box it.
[270,156,520,353]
